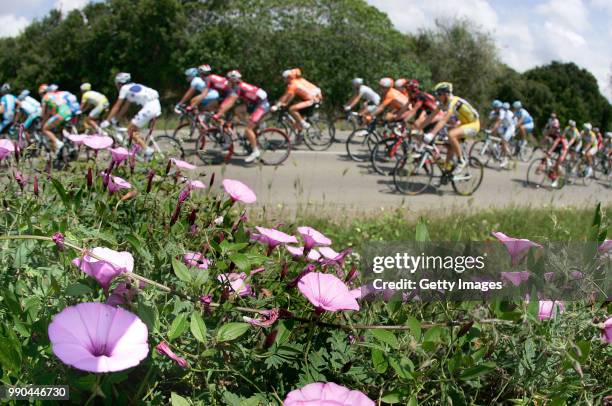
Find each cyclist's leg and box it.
[129,100,161,148]
[43,116,62,150]
[246,100,269,150]
[289,99,315,130]
[447,121,479,164]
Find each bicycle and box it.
[272,105,334,151]
[393,136,484,196]
[345,119,385,162]
[469,130,515,169]
[369,122,413,176]
[564,151,595,187]
[525,153,567,190]
[194,113,291,166]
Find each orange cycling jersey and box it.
[381,88,408,111]
[286,78,321,101]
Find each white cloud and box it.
[0,14,30,38]
[535,0,588,31]
[54,0,88,14]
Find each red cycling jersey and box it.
[235,82,267,104]
[207,74,231,93]
[410,91,437,115]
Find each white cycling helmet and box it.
[379,77,393,88]
[18,90,30,100]
[1,83,10,94]
[80,82,92,92]
[184,68,199,78]
[282,69,292,79]
[502,102,510,110]
[583,123,592,131]
[606,132,612,138]
[352,78,363,87]
[512,101,522,109]
[48,84,59,92]
[115,72,131,85]
[492,100,502,109]
[395,78,407,89]
[226,69,242,81]
[568,120,576,127]
[198,64,212,74]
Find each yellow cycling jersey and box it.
[81,90,109,107]
[582,130,598,148]
[444,95,479,125]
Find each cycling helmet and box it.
[114,72,132,85]
[568,120,576,127]
[583,123,592,131]
[395,78,407,89]
[226,70,242,81]
[491,100,502,109]
[502,102,510,110]
[352,78,363,87]
[282,69,292,79]
[550,112,557,118]
[512,101,522,109]
[594,127,600,133]
[185,68,199,78]
[198,64,212,74]
[38,84,48,95]
[407,79,420,92]
[18,90,30,101]
[48,84,59,92]
[0,83,10,94]
[379,77,393,88]
[80,82,92,92]
[434,82,453,94]
[606,132,612,138]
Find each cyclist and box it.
[16,90,42,140]
[190,64,230,108]
[213,70,270,163]
[423,82,480,175]
[395,79,441,131]
[79,83,109,131]
[546,120,569,188]
[594,127,604,151]
[581,123,598,177]
[543,113,560,139]
[394,78,409,96]
[101,72,160,156]
[176,67,220,113]
[511,101,533,146]
[0,83,17,134]
[39,84,68,155]
[563,120,581,161]
[491,102,514,168]
[272,68,322,132]
[343,78,380,116]
[366,77,408,122]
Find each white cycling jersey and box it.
[19,96,41,115]
[190,77,206,93]
[359,85,380,105]
[118,83,159,106]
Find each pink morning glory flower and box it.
[187,180,206,190]
[222,179,256,204]
[100,172,132,194]
[156,341,188,368]
[183,252,210,269]
[83,135,113,150]
[0,138,15,160]
[297,226,332,250]
[243,309,279,328]
[286,245,321,261]
[217,272,252,296]
[110,147,130,164]
[284,382,374,406]
[492,232,542,265]
[598,240,612,252]
[254,226,298,249]
[501,271,530,287]
[538,300,565,321]
[48,302,148,373]
[171,158,197,170]
[62,130,87,146]
[72,247,134,291]
[602,317,612,344]
[107,282,139,307]
[298,272,360,312]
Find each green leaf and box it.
[138,302,159,332]
[13,241,34,269]
[423,326,443,343]
[216,322,250,342]
[171,392,191,406]
[415,217,430,242]
[405,316,421,341]
[0,336,21,372]
[190,311,207,343]
[168,313,189,341]
[389,356,413,380]
[459,363,495,380]
[407,396,418,406]
[371,348,388,373]
[66,282,93,297]
[50,178,71,210]
[172,258,192,283]
[371,329,399,349]
[229,253,250,272]
[381,391,402,403]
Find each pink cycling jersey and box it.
[235,82,267,103]
[206,75,231,93]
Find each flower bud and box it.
[209,172,215,188]
[146,169,155,193]
[52,232,65,251]
[33,176,39,197]
[86,167,93,188]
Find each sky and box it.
[0,0,610,96]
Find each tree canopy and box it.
[0,0,609,131]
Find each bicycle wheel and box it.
[526,157,565,190]
[195,127,231,165]
[303,118,333,151]
[172,121,196,144]
[346,128,379,162]
[258,128,291,165]
[393,154,435,195]
[452,156,484,196]
[370,137,407,176]
[149,135,185,160]
[469,140,493,167]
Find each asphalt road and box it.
[183,130,612,212]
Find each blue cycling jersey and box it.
[1,94,16,119]
[190,77,206,92]
[515,108,533,125]
[60,91,81,114]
